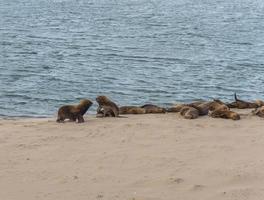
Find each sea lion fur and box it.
[252,106,264,118]
[141,104,166,114]
[96,96,119,117]
[119,106,146,114]
[227,93,258,109]
[56,99,93,123]
[209,109,240,120]
[180,106,199,119]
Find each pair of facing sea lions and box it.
[56,96,119,123]
[167,99,240,120]
[56,95,166,123]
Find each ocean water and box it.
[1,0,264,117]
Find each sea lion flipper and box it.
[77,115,84,123]
[234,93,238,101]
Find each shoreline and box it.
[0,108,259,124]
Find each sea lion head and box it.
[180,106,199,119]
[229,111,240,120]
[252,106,264,117]
[79,99,93,107]
[77,99,93,115]
[255,100,264,107]
[96,96,109,105]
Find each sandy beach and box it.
[0,110,264,200]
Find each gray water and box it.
[1,0,264,117]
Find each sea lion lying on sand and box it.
[180,106,199,119]
[141,104,166,114]
[227,93,258,109]
[96,95,119,117]
[56,99,93,123]
[187,101,213,116]
[180,100,224,118]
[209,109,240,120]
[187,99,228,116]
[255,100,264,107]
[166,104,186,113]
[167,101,207,113]
[167,100,227,116]
[252,106,264,118]
[119,106,146,114]
[209,99,229,112]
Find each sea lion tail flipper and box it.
[234,93,238,101]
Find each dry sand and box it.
[0,110,264,200]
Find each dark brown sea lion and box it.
[119,106,146,114]
[179,106,199,119]
[227,93,258,109]
[252,106,264,118]
[96,96,119,117]
[141,104,166,114]
[209,109,240,120]
[56,99,93,123]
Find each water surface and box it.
[1,0,264,117]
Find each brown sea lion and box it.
[187,101,212,116]
[180,106,199,119]
[141,104,166,114]
[119,106,146,114]
[96,96,119,117]
[209,99,229,112]
[56,99,93,123]
[166,104,186,113]
[255,100,264,107]
[167,100,224,116]
[227,93,258,109]
[209,109,240,120]
[187,101,207,107]
[97,105,118,118]
[252,106,264,118]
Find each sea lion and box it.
[96,105,116,118]
[209,109,240,120]
[209,99,229,112]
[227,93,258,109]
[141,104,166,114]
[119,106,146,114]
[96,95,119,117]
[166,104,186,113]
[187,101,207,107]
[180,106,199,119]
[56,99,93,123]
[255,100,264,107]
[252,106,264,118]
[167,100,222,116]
[187,101,212,116]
